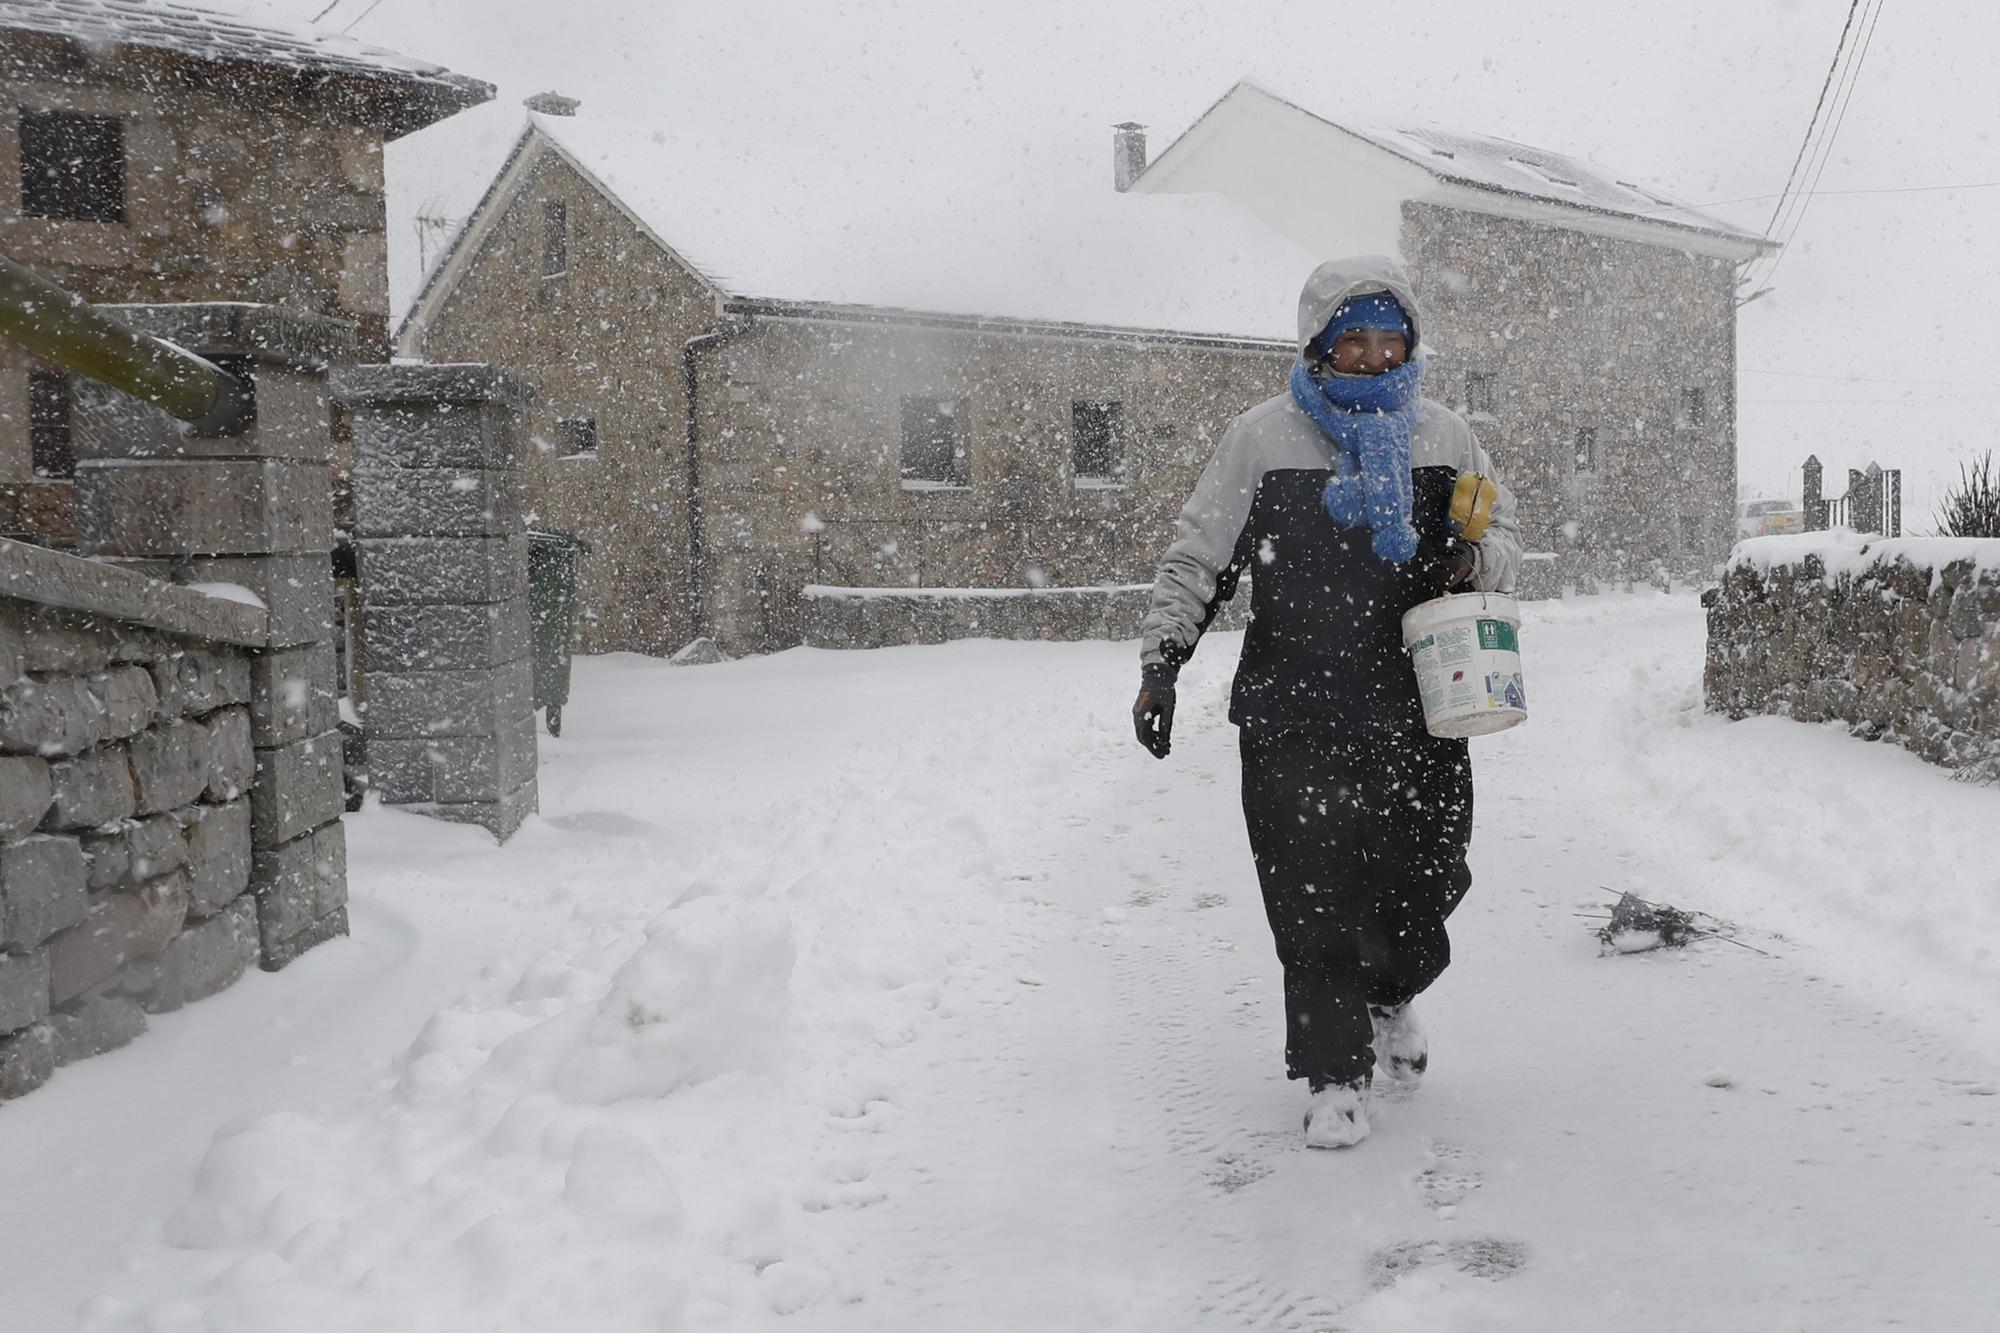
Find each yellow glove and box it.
[1449,472,1499,543]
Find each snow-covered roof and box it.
[1145,80,1768,257]
[0,0,490,135]
[1342,119,1762,245]
[420,113,1319,343]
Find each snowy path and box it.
[10,594,2000,1330]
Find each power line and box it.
[1755,0,1886,293]
[310,0,344,21]
[340,0,386,33]
[1758,0,1866,242]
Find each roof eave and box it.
[0,23,493,138]
[721,295,1291,352]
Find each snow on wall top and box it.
[1729,530,2000,583]
[0,0,488,106]
[1235,79,1763,248]
[532,114,1318,342]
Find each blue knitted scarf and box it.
[1289,357,1423,563]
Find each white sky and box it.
[237,0,2000,524]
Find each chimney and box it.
[1113,122,1147,192]
[524,91,580,117]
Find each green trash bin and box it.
[527,528,590,736]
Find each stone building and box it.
[0,0,491,544]
[404,87,1768,658]
[1130,80,1774,578]
[399,112,1313,655]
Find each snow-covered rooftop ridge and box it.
[1729,530,2000,582]
[1235,77,1763,245]
[529,113,1317,341]
[0,0,487,101]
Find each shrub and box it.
[1936,451,2000,538]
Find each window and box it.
[28,371,74,479]
[19,109,125,223]
[542,199,568,278]
[1071,400,1125,482]
[556,416,596,458]
[900,396,965,486]
[1679,513,1706,551]
[1572,426,1598,475]
[1465,371,1497,417]
[1679,386,1707,427]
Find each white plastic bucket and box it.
[1400,591,1527,738]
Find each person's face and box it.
[1329,327,1410,376]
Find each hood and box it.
[1295,255,1423,359]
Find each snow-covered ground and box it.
[8,592,2000,1331]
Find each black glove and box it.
[1132,663,1178,759]
[1444,542,1477,592]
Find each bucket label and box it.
[1486,671,1527,710]
[1476,618,1519,653]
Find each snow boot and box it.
[1303,1079,1372,1149]
[1370,1003,1428,1085]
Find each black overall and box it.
[1224,464,1476,1089]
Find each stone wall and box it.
[0,545,334,1099]
[0,302,351,1100]
[799,583,1252,651]
[410,150,715,656]
[1404,202,1738,578]
[1704,537,2000,779]
[695,314,1284,655]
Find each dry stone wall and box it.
[1,302,351,1100]
[799,583,1251,651]
[1704,536,2000,779]
[0,595,285,1098]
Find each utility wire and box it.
[310,0,343,21]
[1755,0,1886,293]
[1758,0,1867,242]
[1739,0,1875,297]
[334,0,380,32]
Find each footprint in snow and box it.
[1366,1236,1529,1290]
[1414,1140,1484,1209]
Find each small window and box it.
[28,371,74,479]
[900,396,965,487]
[1573,426,1598,475]
[542,199,568,278]
[556,416,596,458]
[1679,386,1707,427]
[1465,371,1498,418]
[1679,513,1706,551]
[1071,400,1125,482]
[19,108,125,223]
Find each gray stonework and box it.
[0,22,492,545]
[412,145,1292,657]
[0,303,351,1100]
[800,584,1250,651]
[1705,542,2000,779]
[48,992,148,1066]
[1403,203,1737,581]
[339,364,538,840]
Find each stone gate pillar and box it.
[335,365,536,840]
[70,303,352,970]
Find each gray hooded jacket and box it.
[1139,255,1522,733]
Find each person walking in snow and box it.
[1131,255,1521,1149]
